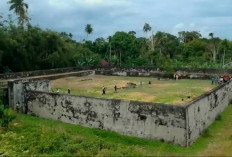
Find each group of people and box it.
[174,73,182,80]
[102,81,152,95]
[211,76,231,84]
[56,88,71,94]
[102,85,118,95]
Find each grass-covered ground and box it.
[51,75,216,105]
[0,105,232,156]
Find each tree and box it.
[209,32,214,39]
[8,0,29,26]
[85,24,93,40]
[208,33,219,63]
[153,32,179,59]
[128,31,136,36]
[111,31,138,66]
[143,23,154,52]
[178,31,202,43]
[143,23,151,37]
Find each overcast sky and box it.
[0,0,232,41]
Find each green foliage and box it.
[0,101,4,118]
[1,12,232,71]
[0,20,101,72]
[0,100,16,130]
[216,114,222,121]
[202,129,212,138]
[0,108,16,129]
[8,0,29,26]
[0,106,232,156]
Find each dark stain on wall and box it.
[111,100,121,123]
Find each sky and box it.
[0,0,232,41]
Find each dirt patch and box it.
[124,92,156,102]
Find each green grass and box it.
[1,105,232,156]
[51,75,216,105]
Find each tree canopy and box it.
[0,1,232,73]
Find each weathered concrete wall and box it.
[186,81,232,146]
[95,67,162,78]
[5,68,232,146]
[26,91,187,146]
[0,67,93,79]
[1,66,231,80]
[8,79,50,110]
[95,67,232,79]
[6,70,94,108]
[24,80,232,147]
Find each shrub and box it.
[0,108,16,129]
[0,102,4,118]
[202,129,212,138]
[216,114,222,121]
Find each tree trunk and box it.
[213,46,216,63]
[151,31,154,51]
[110,42,112,59]
[120,52,122,67]
[223,48,225,68]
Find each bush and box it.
[0,102,4,118]
[216,114,222,121]
[0,108,16,130]
[202,129,212,138]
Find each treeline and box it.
[0,0,232,73]
[0,20,100,72]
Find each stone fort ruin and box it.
[1,67,232,147]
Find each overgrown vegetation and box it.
[1,0,232,73]
[0,101,16,130]
[0,105,232,156]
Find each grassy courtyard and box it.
[1,105,232,156]
[51,75,217,105]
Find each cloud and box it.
[0,0,231,40]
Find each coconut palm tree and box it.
[143,23,151,38]
[208,33,217,62]
[85,24,93,40]
[143,23,154,51]
[8,0,29,26]
[209,32,214,39]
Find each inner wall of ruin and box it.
[95,67,232,79]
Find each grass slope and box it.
[0,105,232,156]
[51,75,216,105]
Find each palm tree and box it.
[85,24,93,40]
[143,23,151,38]
[208,33,217,62]
[107,36,112,59]
[8,0,29,26]
[209,32,214,39]
[143,23,154,51]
